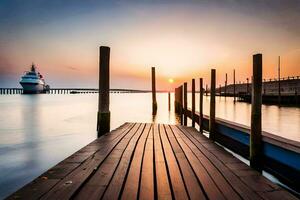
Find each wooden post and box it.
[179,85,183,125]
[225,73,227,97]
[278,56,281,104]
[168,92,171,111]
[233,69,236,102]
[174,88,178,113]
[246,78,249,94]
[205,84,208,96]
[209,69,216,140]
[192,79,195,127]
[183,82,187,126]
[199,78,203,133]
[250,54,263,172]
[152,67,157,115]
[97,46,110,137]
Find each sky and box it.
[0,0,299,90]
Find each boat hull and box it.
[20,83,45,94]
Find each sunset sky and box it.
[0,0,299,90]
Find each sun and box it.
[168,78,174,83]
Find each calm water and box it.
[0,93,299,198]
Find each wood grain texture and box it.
[7,123,297,200]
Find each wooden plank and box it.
[181,126,296,200]
[7,178,59,200]
[189,130,280,192]
[159,124,189,199]
[172,126,241,199]
[7,123,133,200]
[164,125,206,200]
[101,124,147,200]
[258,189,298,200]
[153,124,172,200]
[169,126,226,200]
[120,124,151,199]
[180,126,263,200]
[39,123,136,200]
[139,125,155,200]
[74,123,144,199]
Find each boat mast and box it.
[31,62,36,72]
[278,56,281,104]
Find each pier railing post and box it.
[174,88,178,113]
[199,78,204,133]
[225,73,227,97]
[179,85,183,125]
[97,46,110,137]
[183,82,187,126]
[152,67,157,115]
[246,78,249,94]
[192,79,195,127]
[250,54,263,172]
[209,69,216,140]
[233,69,236,102]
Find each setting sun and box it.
[168,78,174,83]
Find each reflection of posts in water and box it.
[152,67,157,115]
[152,113,157,123]
[97,46,110,137]
[168,92,170,111]
[250,54,263,172]
[209,69,216,140]
[199,78,204,133]
[183,82,187,126]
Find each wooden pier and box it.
[7,123,297,200]
[4,47,299,199]
[0,88,150,95]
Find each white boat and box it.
[19,63,50,94]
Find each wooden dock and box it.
[7,123,297,200]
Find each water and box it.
[0,93,299,198]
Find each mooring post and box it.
[97,46,110,137]
[174,88,178,113]
[179,85,183,125]
[192,79,195,127]
[247,78,249,94]
[152,67,157,115]
[199,78,204,133]
[233,69,236,102]
[183,82,188,126]
[225,73,227,97]
[209,69,216,140]
[250,54,263,172]
[168,92,171,111]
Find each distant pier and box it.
[0,88,150,95]
[215,76,300,105]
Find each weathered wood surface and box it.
[7,123,297,200]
